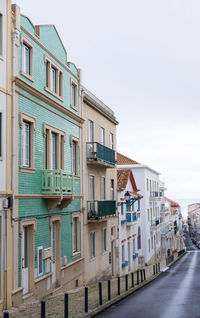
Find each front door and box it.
[22,226,29,295]
[128,242,131,272]
[51,222,56,285]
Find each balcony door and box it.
[101,177,105,201]
[100,127,105,145]
[51,222,57,286]
[89,176,95,212]
[22,226,30,295]
[88,120,94,143]
[128,242,131,272]
[51,133,57,170]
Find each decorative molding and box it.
[20,218,37,234]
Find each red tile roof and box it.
[165,197,180,208]
[117,169,142,200]
[117,152,139,165]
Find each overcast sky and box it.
[15,0,200,202]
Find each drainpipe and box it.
[3,209,7,309]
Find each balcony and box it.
[151,219,160,230]
[86,142,115,168]
[42,170,74,210]
[133,253,138,259]
[149,191,162,201]
[87,200,116,220]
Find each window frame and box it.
[20,113,36,173]
[110,179,114,200]
[90,232,95,259]
[100,127,105,145]
[21,35,34,81]
[44,55,64,101]
[110,132,114,150]
[72,214,80,257]
[102,228,107,253]
[70,135,80,176]
[70,78,78,111]
[122,245,125,263]
[44,123,66,170]
[37,246,43,277]
[101,176,106,201]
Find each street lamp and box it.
[125,191,131,202]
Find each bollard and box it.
[99,282,102,306]
[118,276,120,295]
[108,280,111,301]
[85,287,88,313]
[125,274,128,291]
[153,264,155,275]
[3,312,9,318]
[158,262,160,272]
[131,272,134,288]
[156,263,158,273]
[137,270,139,285]
[143,269,146,281]
[140,269,143,283]
[64,293,68,318]
[41,300,45,318]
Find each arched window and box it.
[137,227,141,250]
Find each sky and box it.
[14,0,200,202]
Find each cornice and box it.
[15,76,84,124]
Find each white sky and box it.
[15,0,200,200]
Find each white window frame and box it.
[102,228,107,253]
[88,120,94,143]
[90,232,95,258]
[110,132,114,150]
[37,246,43,277]
[100,127,105,145]
[21,35,34,81]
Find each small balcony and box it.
[86,142,115,168]
[151,219,160,230]
[42,170,74,210]
[149,191,162,201]
[87,200,116,220]
[126,212,137,226]
[133,253,138,259]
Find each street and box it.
[97,234,200,318]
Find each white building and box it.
[117,169,143,275]
[117,153,164,265]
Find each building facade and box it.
[12,6,84,305]
[117,153,163,265]
[117,169,142,275]
[82,87,118,283]
[0,0,12,309]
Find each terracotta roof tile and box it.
[165,197,180,208]
[117,152,139,165]
[117,169,130,191]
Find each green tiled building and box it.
[12,6,84,305]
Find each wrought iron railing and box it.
[87,200,116,219]
[86,142,115,166]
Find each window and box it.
[71,136,79,176]
[102,228,106,253]
[122,245,125,263]
[0,113,2,157]
[133,239,135,254]
[110,133,114,150]
[100,127,105,145]
[147,178,149,191]
[21,36,34,80]
[151,236,153,249]
[101,177,106,200]
[148,208,150,222]
[45,56,63,99]
[89,175,95,201]
[71,79,78,109]
[0,14,3,56]
[72,217,79,253]
[90,232,95,258]
[88,120,94,143]
[44,124,65,170]
[110,179,114,200]
[20,113,36,172]
[148,239,150,252]
[37,246,43,276]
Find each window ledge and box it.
[72,251,81,259]
[20,167,36,174]
[70,104,78,112]
[21,71,34,82]
[45,86,64,102]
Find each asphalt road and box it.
[97,235,200,318]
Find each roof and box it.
[165,197,180,208]
[117,153,139,165]
[117,169,139,192]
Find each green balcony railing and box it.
[42,170,74,195]
[87,200,116,219]
[86,142,115,166]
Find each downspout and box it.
[3,209,7,309]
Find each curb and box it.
[84,252,186,318]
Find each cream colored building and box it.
[82,87,118,283]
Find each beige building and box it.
[82,87,118,284]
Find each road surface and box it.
[97,234,200,318]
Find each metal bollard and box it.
[143,269,146,281]
[140,269,143,283]
[41,300,45,318]
[64,293,68,318]
[131,272,134,288]
[153,264,155,275]
[158,262,160,272]
[137,270,139,285]
[85,287,88,313]
[125,274,128,291]
[3,312,9,318]
[156,263,158,273]
[118,276,120,295]
[108,280,111,301]
[99,282,102,305]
